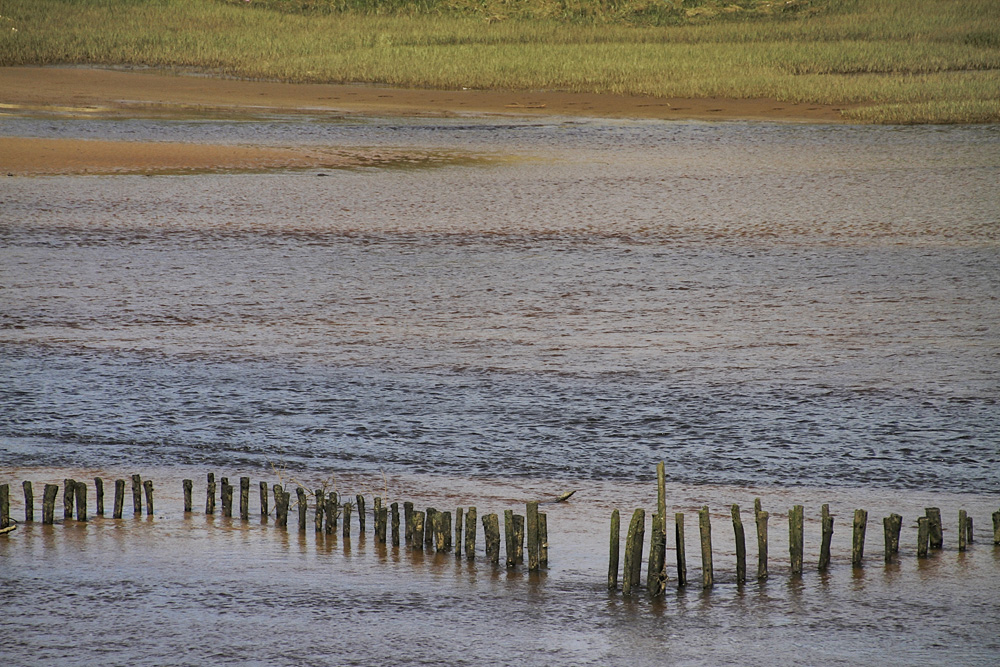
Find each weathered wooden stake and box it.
[512,514,524,563]
[539,512,548,568]
[377,506,388,544]
[483,513,501,565]
[609,509,621,591]
[391,502,400,547]
[889,513,902,556]
[526,500,540,571]
[675,512,687,587]
[326,492,338,532]
[315,490,325,533]
[113,479,125,519]
[356,495,366,533]
[42,483,58,524]
[699,506,713,588]
[925,507,943,549]
[221,480,233,518]
[296,487,308,532]
[94,478,104,516]
[0,484,9,529]
[756,509,769,580]
[623,508,645,596]
[789,505,804,576]
[411,510,425,549]
[852,509,867,567]
[131,474,143,515]
[465,507,477,559]
[732,504,746,584]
[958,510,968,552]
[143,480,154,516]
[993,510,1000,545]
[22,481,33,523]
[440,511,452,552]
[433,511,445,552]
[647,512,666,597]
[342,501,352,538]
[206,473,216,515]
[183,479,193,512]
[75,481,87,522]
[240,477,250,521]
[917,516,930,557]
[259,481,268,519]
[819,504,834,571]
[63,478,75,520]
[274,486,288,528]
[966,516,974,544]
[454,507,464,557]
[504,510,516,566]
[403,501,414,543]
[424,508,437,551]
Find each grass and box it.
[0,0,997,123]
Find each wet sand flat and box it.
[1,66,848,174]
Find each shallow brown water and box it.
[1,115,999,665]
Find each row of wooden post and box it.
[609,463,1000,595]
[0,477,154,526]
[179,475,549,570]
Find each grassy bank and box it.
[1,0,997,123]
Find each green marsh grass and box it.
[0,0,997,123]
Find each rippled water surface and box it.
[2,116,999,665]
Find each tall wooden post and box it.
[113,479,125,519]
[22,481,33,523]
[917,516,930,557]
[183,479,193,513]
[131,474,142,515]
[819,504,834,571]
[732,504,746,584]
[341,501,351,538]
[356,495,366,534]
[526,501,540,571]
[623,508,645,595]
[75,481,87,522]
[699,506,713,588]
[852,509,868,567]
[296,488,308,532]
[391,502,400,547]
[42,483,59,524]
[240,477,250,521]
[789,505,804,576]
[143,480,154,516]
[94,477,104,516]
[609,509,621,591]
[756,509,769,580]
[504,509,516,568]
[511,514,523,562]
[206,473,216,515]
[259,481,268,519]
[464,507,477,560]
[675,512,687,587]
[63,478,75,520]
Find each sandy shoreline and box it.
[1,66,849,174]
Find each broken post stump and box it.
[206,473,216,515]
[483,513,501,565]
[623,508,645,595]
[315,490,325,533]
[75,481,87,522]
[63,478,75,520]
[411,510,425,549]
[852,509,867,567]
[22,481,33,523]
[297,487,308,532]
[926,507,943,549]
[465,507,477,560]
[42,483,59,524]
[183,479,193,513]
[113,479,125,519]
[240,477,250,521]
[391,502,400,547]
[917,516,930,558]
[789,505,804,576]
[143,480,154,516]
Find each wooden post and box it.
[465,507,477,560]
[315,490,325,533]
[63,478,75,520]
[819,504,834,571]
[852,509,867,567]
[94,477,104,516]
[884,513,902,563]
[296,487,308,532]
[240,477,250,521]
[512,514,523,563]
[131,474,142,515]
[377,506,388,544]
[274,486,288,528]
[0,484,9,529]
[356,495,366,534]
[206,473,216,514]
[889,513,902,557]
[789,505,804,576]
[967,516,974,544]
[183,480,193,513]
[756,509,769,580]
[539,512,548,568]
[925,507,943,549]
[647,511,666,597]
[326,492,338,531]
[42,483,58,524]
[675,512,687,587]
[22,481,33,523]
[391,502,400,547]
[113,479,125,519]
[143,480,154,516]
[993,510,1000,545]
[609,509,621,591]
[732,504,746,584]
[699,506,713,588]
[623,508,645,595]
[403,501,414,543]
[221,480,233,518]
[504,510,515,567]
[411,510,425,549]
[424,508,437,551]
[454,507,463,557]
[439,511,451,552]
[342,501,351,538]
[259,481,268,519]
[526,501,540,571]
[483,513,501,565]
[958,510,968,552]
[917,516,930,557]
[75,481,87,522]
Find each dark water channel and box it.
[1,115,999,665]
